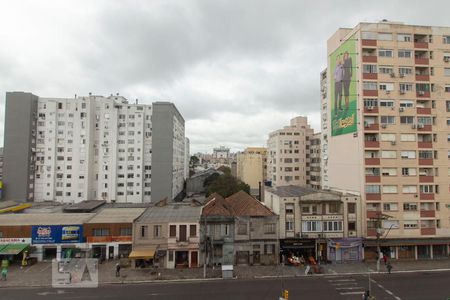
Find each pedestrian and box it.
[1,268,8,281]
[115,263,121,277]
[386,262,392,274]
[383,253,388,265]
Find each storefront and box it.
[280,239,316,264]
[327,238,363,262]
[129,247,156,268]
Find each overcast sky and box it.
[0,0,447,153]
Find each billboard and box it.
[32,225,83,244]
[330,34,357,136]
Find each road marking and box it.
[24,264,35,273]
[336,286,364,290]
[332,282,358,286]
[340,291,365,295]
[40,264,51,272]
[370,278,402,300]
[327,279,355,282]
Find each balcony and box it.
[420,210,435,218]
[364,106,379,114]
[416,91,430,98]
[418,159,433,165]
[362,39,377,47]
[415,74,430,81]
[363,73,378,80]
[418,141,432,148]
[420,193,435,200]
[417,124,432,131]
[364,140,380,148]
[366,193,381,201]
[414,42,428,49]
[87,236,132,243]
[416,107,431,114]
[365,158,380,165]
[367,228,377,237]
[365,175,381,183]
[362,56,377,63]
[367,210,382,219]
[415,57,429,65]
[419,175,434,183]
[364,123,379,131]
[420,227,436,235]
[363,90,378,97]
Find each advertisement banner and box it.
[330,34,357,136]
[32,225,83,244]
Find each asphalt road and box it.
[1,271,450,300]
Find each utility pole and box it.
[370,212,392,272]
[203,216,207,278]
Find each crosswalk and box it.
[326,277,366,298]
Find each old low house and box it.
[264,185,362,263]
[201,191,279,266]
[131,199,202,269]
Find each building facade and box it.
[309,133,322,189]
[323,21,450,259]
[267,116,315,187]
[236,147,267,197]
[3,93,186,204]
[264,185,362,263]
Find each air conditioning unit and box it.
[386,90,391,94]
[412,123,417,129]
[391,141,396,145]
[400,90,406,95]
[367,106,374,111]
[399,73,405,78]
[444,57,450,62]
[381,124,387,128]
[390,72,396,78]
[399,107,405,112]
[418,123,425,128]
[419,91,425,95]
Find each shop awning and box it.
[0,243,29,255]
[128,247,156,259]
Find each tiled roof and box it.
[202,191,274,217]
[137,203,202,223]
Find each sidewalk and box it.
[1,259,450,288]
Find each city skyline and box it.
[1,1,450,153]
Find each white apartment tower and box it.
[266,116,314,187]
[3,93,186,204]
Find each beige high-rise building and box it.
[324,21,450,259]
[236,147,267,197]
[267,116,314,187]
[309,132,321,189]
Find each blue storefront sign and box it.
[32,225,83,244]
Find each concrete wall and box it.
[3,92,38,202]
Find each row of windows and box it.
[365,184,439,194]
[367,202,438,212]
[367,220,440,230]
[140,224,197,240]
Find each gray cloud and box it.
[0,0,449,153]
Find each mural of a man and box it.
[333,54,344,116]
[342,51,353,111]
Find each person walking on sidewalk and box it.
[115,263,121,277]
[1,267,8,281]
[383,254,388,265]
[386,262,392,274]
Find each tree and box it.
[189,155,200,175]
[205,173,250,198]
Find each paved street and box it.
[1,271,449,300]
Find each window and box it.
[362,31,377,40]
[168,251,174,262]
[378,33,392,41]
[264,244,275,255]
[398,50,412,58]
[92,228,110,236]
[399,83,413,92]
[169,225,176,237]
[380,116,395,124]
[348,222,356,231]
[302,221,322,232]
[417,116,432,125]
[400,133,415,141]
[190,225,197,237]
[383,220,399,229]
[328,203,340,214]
[238,223,247,235]
[420,185,434,193]
[364,98,378,107]
[120,227,132,236]
[323,221,343,232]
[397,34,412,42]
[404,221,418,229]
[401,151,416,159]
[285,204,294,214]
[365,185,380,193]
[381,150,396,158]
[443,36,450,44]
[363,64,377,73]
[378,66,393,74]
[379,83,394,91]
[382,185,398,193]
[400,116,414,124]
[402,168,417,176]
[301,205,310,214]
[379,100,394,107]
[363,82,377,90]
[381,134,395,141]
[140,226,148,238]
[382,168,397,176]
[398,67,412,75]
[402,185,417,193]
[379,49,393,57]
[154,225,162,238]
[264,223,275,234]
[445,68,450,76]
[285,221,294,231]
[403,203,418,211]
[347,203,356,214]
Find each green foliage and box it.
[205,173,250,198]
[189,156,200,175]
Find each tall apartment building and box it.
[266,116,314,187]
[323,21,450,259]
[3,92,186,204]
[236,147,267,197]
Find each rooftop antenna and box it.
[136,98,138,104]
